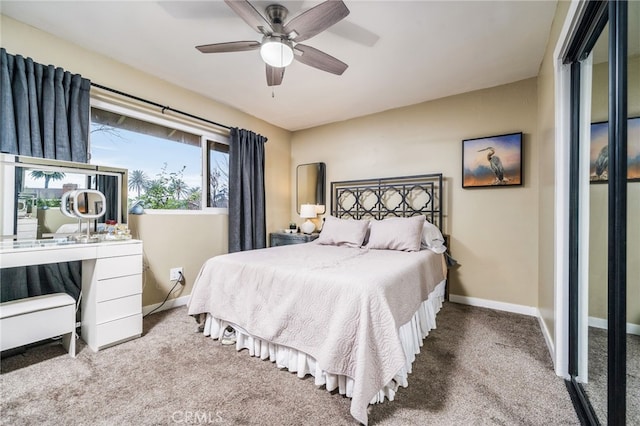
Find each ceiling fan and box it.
[196,0,350,86]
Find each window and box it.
[208,141,229,208]
[89,105,229,211]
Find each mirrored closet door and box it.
[584,19,608,423]
[624,1,639,422]
[564,1,637,425]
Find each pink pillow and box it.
[316,215,370,247]
[421,220,446,253]
[366,215,425,252]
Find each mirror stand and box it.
[73,221,100,244]
[61,189,107,244]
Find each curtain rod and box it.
[90,82,231,131]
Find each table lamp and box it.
[299,204,317,234]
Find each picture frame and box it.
[589,117,640,183]
[462,132,523,188]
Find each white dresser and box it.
[80,241,143,351]
[0,239,143,352]
[16,217,38,239]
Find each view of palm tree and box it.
[209,155,229,208]
[29,170,66,188]
[128,170,148,198]
[125,163,205,210]
[170,178,189,200]
[122,158,229,210]
[91,107,229,210]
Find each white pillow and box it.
[421,220,446,253]
[366,215,425,252]
[316,215,370,247]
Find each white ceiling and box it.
[0,1,558,131]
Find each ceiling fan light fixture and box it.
[260,37,294,68]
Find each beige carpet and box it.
[0,302,579,425]
[584,326,640,424]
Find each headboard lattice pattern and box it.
[331,173,443,229]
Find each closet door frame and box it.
[606,1,627,424]
[556,1,628,425]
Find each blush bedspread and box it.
[187,242,446,425]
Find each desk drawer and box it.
[96,274,141,302]
[96,294,141,324]
[97,242,142,258]
[95,314,142,349]
[96,255,141,280]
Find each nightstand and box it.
[269,232,319,247]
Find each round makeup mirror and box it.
[69,189,107,220]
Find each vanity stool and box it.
[0,293,76,357]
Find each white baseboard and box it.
[536,309,556,367]
[448,294,538,317]
[143,295,190,316]
[588,316,640,336]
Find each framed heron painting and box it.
[590,117,640,183]
[462,132,523,188]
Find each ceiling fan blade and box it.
[224,0,273,35]
[266,65,285,86]
[196,41,261,54]
[294,44,348,75]
[284,0,349,43]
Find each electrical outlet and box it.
[170,267,183,281]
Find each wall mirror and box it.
[296,162,326,214]
[0,154,127,241]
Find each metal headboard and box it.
[331,173,443,230]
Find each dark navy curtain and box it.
[96,175,118,224]
[1,263,81,304]
[228,128,267,253]
[0,48,90,302]
[0,48,91,161]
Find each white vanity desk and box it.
[0,238,143,352]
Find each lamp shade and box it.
[260,37,294,68]
[300,204,317,219]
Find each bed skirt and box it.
[202,279,446,405]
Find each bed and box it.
[187,173,447,425]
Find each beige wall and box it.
[2,15,292,306]
[128,214,228,307]
[291,78,540,307]
[536,0,571,347]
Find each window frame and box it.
[90,95,230,214]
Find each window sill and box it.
[141,208,228,215]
